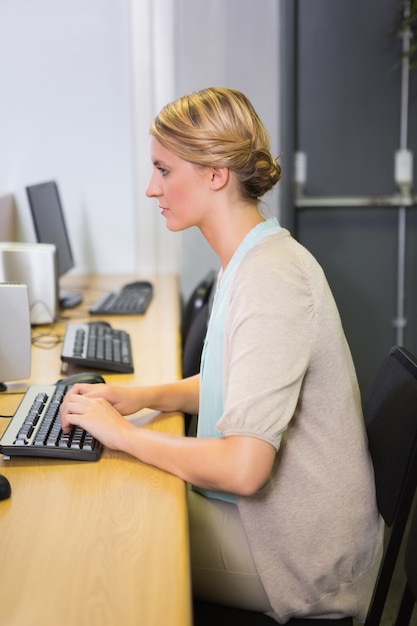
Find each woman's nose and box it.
[145,173,160,198]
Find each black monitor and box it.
[26,181,82,308]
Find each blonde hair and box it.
[150,87,281,201]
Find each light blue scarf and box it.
[195,217,282,502]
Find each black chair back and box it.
[404,505,417,606]
[393,503,417,625]
[181,271,216,435]
[182,302,210,379]
[363,346,417,625]
[182,301,210,434]
[365,346,417,526]
[181,270,216,350]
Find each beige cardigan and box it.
[217,230,383,623]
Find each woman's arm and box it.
[60,390,275,496]
[122,428,275,496]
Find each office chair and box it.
[181,271,216,435]
[182,302,210,380]
[181,270,216,350]
[193,345,417,626]
[394,503,417,626]
[182,302,210,435]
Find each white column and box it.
[129,0,180,275]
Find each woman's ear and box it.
[210,167,229,191]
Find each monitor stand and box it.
[59,292,83,309]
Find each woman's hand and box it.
[60,388,136,450]
[61,376,201,416]
[61,383,145,416]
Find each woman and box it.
[60,87,383,623]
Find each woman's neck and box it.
[201,203,265,270]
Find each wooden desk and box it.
[0,274,192,626]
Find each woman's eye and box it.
[157,166,169,177]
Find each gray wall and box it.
[293,0,417,398]
[173,0,281,300]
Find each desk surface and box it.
[0,274,191,626]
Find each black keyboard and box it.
[89,281,153,315]
[61,322,134,373]
[0,383,102,461]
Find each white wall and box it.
[0,0,136,274]
[0,0,282,299]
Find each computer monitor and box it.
[26,181,82,308]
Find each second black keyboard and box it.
[89,281,153,315]
[61,322,134,373]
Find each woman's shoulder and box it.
[241,228,323,278]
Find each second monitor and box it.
[26,180,82,309]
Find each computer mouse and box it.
[87,321,112,329]
[0,474,11,501]
[57,372,106,385]
[123,280,153,291]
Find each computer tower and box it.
[0,283,31,388]
[0,243,58,324]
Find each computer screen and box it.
[26,181,74,277]
[26,181,82,308]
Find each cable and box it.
[31,333,64,349]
